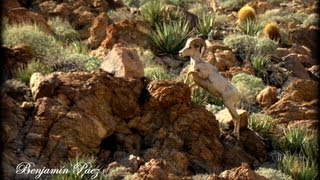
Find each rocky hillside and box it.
[1,0,319,179]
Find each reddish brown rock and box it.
[86,12,111,49]
[100,20,151,50]
[138,159,173,180]
[100,44,144,78]
[215,108,248,130]
[4,7,52,33]
[3,0,21,9]
[212,50,238,71]
[2,44,33,78]
[289,27,319,58]
[288,119,320,130]
[266,79,319,122]
[221,61,255,79]
[256,86,279,108]
[219,163,267,180]
[282,53,311,79]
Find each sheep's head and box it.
[179,38,207,58]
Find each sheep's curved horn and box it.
[190,38,207,56]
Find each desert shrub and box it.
[256,38,278,55]
[54,53,100,72]
[66,41,89,54]
[259,9,308,25]
[144,66,177,80]
[220,0,250,11]
[250,54,269,74]
[167,0,194,8]
[248,113,274,137]
[303,13,319,27]
[255,167,293,180]
[48,17,79,42]
[140,0,164,27]
[188,3,210,17]
[14,60,53,84]
[231,73,265,102]
[103,167,134,180]
[151,20,191,54]
[239,19,263,36]
[302,133,319,160]
[278,153,318,180]
[281,128,311,153]
[266,0,282,5]
[191,87,224,106]
[2,23,63,63]
[223,34,257,60]
[196,13,215,39]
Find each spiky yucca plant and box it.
[239,19,263,36]
[144,66,177,81]
[14,60,52,84]
[196,13,215,39]
[278,153,318,180]
[151,20,191,54]
[140,0,164,27]
[251,54,269,74]
[248,113,274,137]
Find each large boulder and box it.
[100,44,144,78]
[215,108,248,130]
[86,12,111,49]
[219,163,267,180]
[289,27,319,59]
[2,44,33,79]
[100,20,151,50]
[256,86,279,109]
[266,79,319,123]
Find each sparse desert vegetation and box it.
[1,0,318,179]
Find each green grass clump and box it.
[196,13,215,39]
[231,73,265,102]
[303,13,319,27]
[167,0,193,8]
[14,60,53,84]
[239,19,263,36]
[259,9,308,26]
[140,0,164,28]
[52,156,104,180]
[220,0,250,11]
[248,113,274,137]
[191,87,224,106]
[48,17,79,42]
[255,167,293,180]
[278,153,318,180]
[2,23,63,63]
[251,54,269,74]
[151,20,191,54]
[277,128,319,159]
[144,66,177,80]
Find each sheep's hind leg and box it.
[225,102,240,140]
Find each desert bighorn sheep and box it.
[179,37,242,140]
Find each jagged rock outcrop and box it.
[256,86,279,109]
[100,20,151,50]
[100,44,144,78]
[219,163,267,180]
[266,79,319,124]
[1,70,268,179]
[1,44,33,79]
